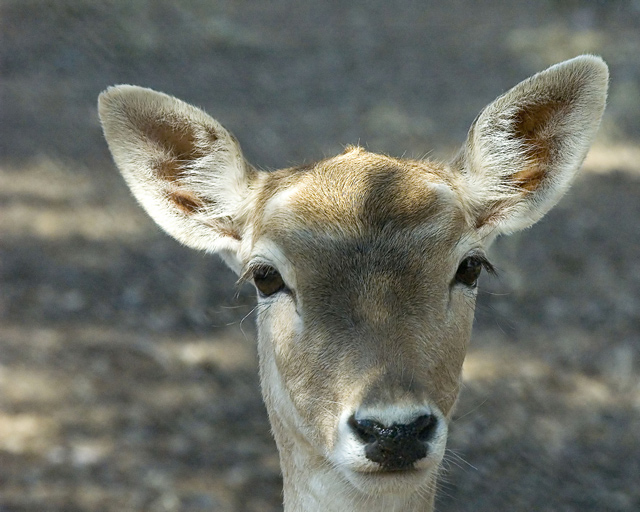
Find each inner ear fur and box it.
[456,55,608,235]
[98,85,255,265]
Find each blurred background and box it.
[1,1,639,510]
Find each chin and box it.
[340,462,440,496]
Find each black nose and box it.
[348,413,438,470]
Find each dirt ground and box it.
[1,1,640,511]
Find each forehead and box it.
[255,147,466,247]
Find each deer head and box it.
[99,55,607,511]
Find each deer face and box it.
[249,149,483,493]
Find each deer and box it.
[98,55,608,512]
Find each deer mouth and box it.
[361,466,425,475]
[342,463,439,496]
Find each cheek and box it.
[257,295,300,351]
[260,302,341,441]
[258,301,319,421]
[430,292,477,414]
[255,297,301,393]
[446,289,478,345]
[284,344,348,446]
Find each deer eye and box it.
[455,256,484,287]
[253,266,286,297]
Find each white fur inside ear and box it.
[98,85,256,272]
[456,55,608,235]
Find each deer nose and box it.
[348,413,438,470]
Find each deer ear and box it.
[98,85,254,273]
[455,55,608,236]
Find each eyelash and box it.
[237,261,270,287]
[453,252,496,288]
[474,254,496,275]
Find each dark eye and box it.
[455,256,484,287]
[253,266,286,297]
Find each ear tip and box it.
[98,84,149,105]
[557,54,610,90]
[98,84,137,116]
[98,84,168,111]
[533,55,609,113]
[571,54,609,78]
[554,53,606,68]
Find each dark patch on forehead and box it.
[281,228,449,330]
[284,153,461,234]
[283,223,457,278]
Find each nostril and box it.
[413,414,438,442]
[348,414,380,444]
